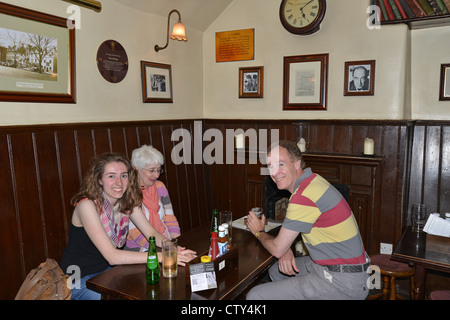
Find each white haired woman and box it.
[125,145,181,252]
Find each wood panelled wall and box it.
[408,120,450,223]
[204,119,411,254]
[2,118,448,299]
[0,120,213,299]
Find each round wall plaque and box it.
[96,40,128,83]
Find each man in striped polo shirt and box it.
[246,141,369,300]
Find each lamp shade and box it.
[170,22,187,41]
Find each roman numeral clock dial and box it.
[279,0,326,35]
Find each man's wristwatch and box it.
[255,230,265,238]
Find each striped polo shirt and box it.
[282,168,366,266]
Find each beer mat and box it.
[232,216,282,232]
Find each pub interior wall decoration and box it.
[279,0,327,35]
[0,2,76,103]
[96,40,129,83]
[140,60,173,103]
[344,60,375,96]
[239,66,264,98]
[439,63,450,101]
[215,28,254,63]
[283,53,328,111]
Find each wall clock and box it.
[279,0,326,35]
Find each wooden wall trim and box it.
[1,118,446,299]
[203,119,410,256]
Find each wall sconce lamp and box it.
[154,9,187,52]
[62,0,102,12]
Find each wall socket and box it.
[380,242,393,254]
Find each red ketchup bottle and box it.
[208,232,219,261]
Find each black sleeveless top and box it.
[59,223,110,278]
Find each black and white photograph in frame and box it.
[150,74,166,92]
[344,60,375,96]
[239,66,263,98]
[140,60,173,103]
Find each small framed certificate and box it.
[282,53,329,111]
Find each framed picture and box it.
[239,66,263,98]
[0,2,76,103]
[439,64,450,101]
[283,53,328,111]
[344,60,375,96]
[140,61,173,103]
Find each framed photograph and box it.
[283,53,328,111]
[239,66,263,98]
[439,64,450,101]
[344,60,375,96]
[140,61,173,103]
[0,2,76,103]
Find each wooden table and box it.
[391,227,450,299]
[87,223,279,300]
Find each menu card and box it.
[424,214,450,237]
[189,262,217,292]
[233,216,282,232]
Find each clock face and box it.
[280,0,326,35]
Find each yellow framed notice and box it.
[215,28,254,63]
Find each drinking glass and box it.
[411,204,427,232]
[162,238,178,278]
[219,210,232,243]
[251,207,263,218]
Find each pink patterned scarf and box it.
[99,193,129,248]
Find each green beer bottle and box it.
[146,236,160,284]
[211,209,219,233]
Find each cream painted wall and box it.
[203,0,450,120]
[0,0,203,125]
[203,0,410,120]
[1,0,449,125]
[411,26,450,119]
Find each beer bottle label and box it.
[147,255,158,269]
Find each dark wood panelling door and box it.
[246,177,265,211]
[246,160,266,213]
[349,192,372,253]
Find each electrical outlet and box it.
[380,242,393,254]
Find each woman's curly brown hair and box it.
[71,153,142,213]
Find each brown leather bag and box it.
[15,258,72,300]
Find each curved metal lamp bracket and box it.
[154,9,185,52]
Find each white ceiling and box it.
[113,0,234,32]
